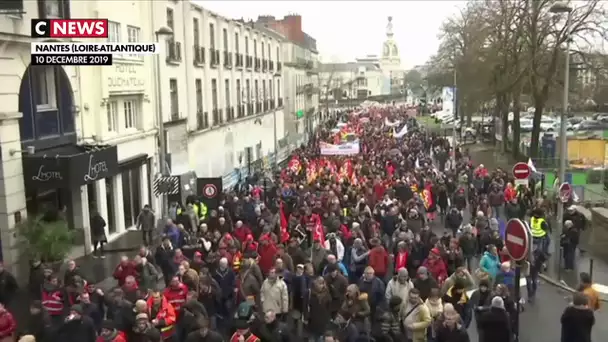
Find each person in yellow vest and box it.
[530,208,550,255]
[199,202,208,221]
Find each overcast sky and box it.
[199,1,465,69]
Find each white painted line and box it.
[507,234,525,246]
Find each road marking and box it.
[506,234,524,246]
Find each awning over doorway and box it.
[23,144,119,190]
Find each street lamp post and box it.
[550,1,573,272]
[452,58,458,163]
[154,26,174,217]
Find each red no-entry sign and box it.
[512,162,531,180]
[505,218,531,261]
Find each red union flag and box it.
[31,19,108,38]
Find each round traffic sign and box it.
[504,218,531,261]
[512,162,531,180]
[202,184,217,198]
[559,183,572,203]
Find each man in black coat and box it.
[477,296,512,342]
[56,304,97,342]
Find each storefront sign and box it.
[32,165,63,182]
[107,63,145,93]
[83,154,109,182]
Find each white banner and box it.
[385,118,401,127]
[320,140,360,155]
[393,124,408,138]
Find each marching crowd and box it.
[0,106,599,342]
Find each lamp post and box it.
[550,1,573,272]
[452,55,458,163]
[154,26,174,216]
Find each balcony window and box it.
[169,78,179,120]
[123,100,137,129]
[32,66,57,111]
[166,8,174,30]
[127,26,141,58]
[106,100,118,132]
[44,0,68,18]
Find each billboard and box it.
[442,86,456,113]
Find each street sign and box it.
[505,218,531,261]
[559,182,572,203]
[512,162,530,187]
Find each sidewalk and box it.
[468,142,608,301]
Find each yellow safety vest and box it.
[193,203,200,217]
[530,217,546,238]
[199,203,208,219]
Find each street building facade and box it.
[158,2,287,188]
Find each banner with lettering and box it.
[320,140,360,156]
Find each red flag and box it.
[279,203,290,243]
[313,222,325,245]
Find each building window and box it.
[169,79,178,120]
[223,28,228,51]
[268,43,271,61]
[44,0,67,18]
[127,26,140,58]
[245,37,249,54]
[269,81,273,100]
[276,46,280,62]
[195,79,203,112]
[106,100,118,132]
[32,66,57,110]
[209,24,215,48]
[108,21,120,42]
[254,39,257,56]
[234,33,239,53]
[211,79,218,109]
[277,79,281,98]
[123,100,138,129]
[236,79,241,104]
[121,167,141,229]
[225,79,231,107]
[261,42,265,59]
[166,8,174,29]
[254,80,259,102]
[193,18,200,45]
[246,79,250,102]
[262,80,266,100]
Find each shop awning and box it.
[23,144,118,190]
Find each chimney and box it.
[257,15,276,24]
[282,14,303,43]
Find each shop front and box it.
[23,144,119,252]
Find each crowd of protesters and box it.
[0,105,598,342]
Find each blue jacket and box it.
[479,251,500,279]
[322,262,349,277]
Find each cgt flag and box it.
[197,177,222,211]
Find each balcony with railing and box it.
[246,56,253,69]
[193,46,205,66]
[166,40,182,64]
[210,48,219,67]
[278,98,283,107]
[226,106,235,122]
[212,108,219,125]
[262,59,268,72]
[269,60,274,72]
[223,51,232,68]
[196,110,209,130]
[235,53,243,68]
[254,58,261,71]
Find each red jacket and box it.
[394,251,408,272]
[234,226,252,243]
[146,295,177,339]
[96,331,127,342]
[164,283,188,313]
[0,309,16,339]
[113,262,138,286]
[504,187,517,202]
[368,246,389,276]
[258,240,278,275]
[422,258,448,284]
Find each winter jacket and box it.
[477,307,512,342]
[479,252,500,280]
[385,277,414,302]
[260,278,289,314]
[368,246,389,276]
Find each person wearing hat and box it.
[441,280,471,329]
[97,320,127,342]
[56,304,97,342]
[422,248,448,285]
[230,316,260,342]
[131,313,161,342]
[476,296,511,342]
